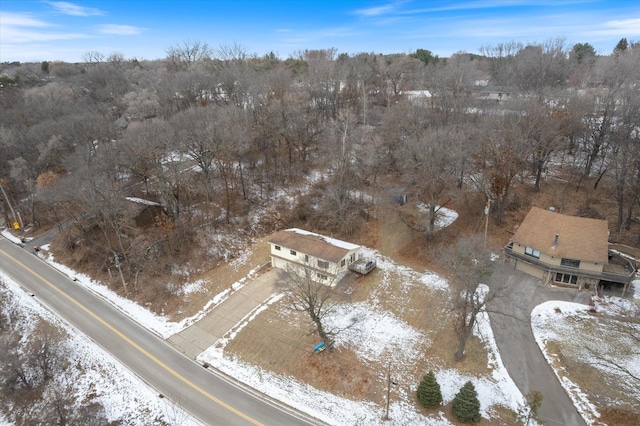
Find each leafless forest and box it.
[1,39,639,301]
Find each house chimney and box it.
[552,234,559,249]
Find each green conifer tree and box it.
[416,370,443,409]
[452,381,481,423]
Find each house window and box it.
[290,249,297,256]
[555,273,578,285]
[525,247,540,259]
[317,260,329,269]
[275,245,281,251]
[341,259,345,267]
[560,258,580,268]
[317,273,327,281]
[305,254,309,262]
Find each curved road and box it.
[0,237,321,426]
[487,262,589,426]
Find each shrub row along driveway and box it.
[487,261,590,426]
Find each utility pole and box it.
[484,198,491,247]
[0,181,21,229]
[384,361,391,420]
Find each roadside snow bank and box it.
[0,271,199,426]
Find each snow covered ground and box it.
[4,225,636,425]
[0,270,200,426]
[197,270,527,425]
[531,290,640,425]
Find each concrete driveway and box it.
[168,268,281,359]
[487,261,590,426]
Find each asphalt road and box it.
[487,262,590,426]
[0,237,322,426]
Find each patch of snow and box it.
[531,300,640,424]
[416,205,459,230]
[229,248,254,270]
[472,285,530,419]
[1,229,23,244]
[286,228,360,250]
[632,279,640,300]
[125,197,161,206]
[180,278,209,296]
[326,303,424,362]
[359,247,449,291]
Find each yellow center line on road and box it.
[1,249,263,426]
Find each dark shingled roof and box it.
[269,230,358,263]
[512,207,609,263]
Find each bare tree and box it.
[516,390,544,426]
[517,96,574,191]
[399,127,456,241]
[276,264,341,349]
[438,236,494,361]
[107,51,126,68]
[82,50,104,64]
[472,114,528,223]
[216,42,248,62]
[165,40,212,71]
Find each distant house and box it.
[402,90,433,106]
[505,207,635,290]
[125,197,165,228]
[268,228,361,285]
[475,86,516,103]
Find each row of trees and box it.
[417,371,482,424]
[1,38,639,295]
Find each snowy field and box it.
[531,291,640,425]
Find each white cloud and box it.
[0,12,87,43]
[354,4,397,17]
[0,12,51,27]
[1,27,87,43]
[601,18,640,35]
[48,1,104,16]
[98,24,145,35]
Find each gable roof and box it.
[269,228,359,263]
[512,207,609,263]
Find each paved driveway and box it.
[487,262,590,426]
[168,268,281,359]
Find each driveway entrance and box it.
[168,268,280,359]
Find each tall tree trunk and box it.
[455,323,473,361]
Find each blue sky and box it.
[1,1,639,63]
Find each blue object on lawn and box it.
[314,341,325,352]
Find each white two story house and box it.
[268,228,361,285]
